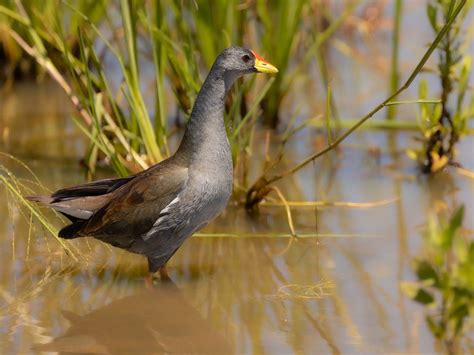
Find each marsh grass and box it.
[0,0,109,84]
[245,0,470,208]
[1,0,367,180]
[0,154,79,261]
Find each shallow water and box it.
[1,3,474,354]
[1,81,473,354]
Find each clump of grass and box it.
[408,0,474,173]
[0,0,108,85]
[401,205,474,354]
[1,1,270,176]
[1,0,364,175]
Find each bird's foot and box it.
[158,265,171,282]
[144,273,156,289]
[144,266,171,288]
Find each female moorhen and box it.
[28,46,278,279]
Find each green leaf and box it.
[450,205,465,232]
[449,303,469,321]
[454,235,468,263]
[418,79,430,129]
[452,286,472,300]
[441,205,464,250]
[428,215,444,250]
[426,315,444,338]
[415,288,435,305]
[449,303,469,336]
[400,281,419,299]
[469,242,474,261]
[427,3,438,31]
[415,260,439,286]
[456,259,474,289]
[400,282,435,304]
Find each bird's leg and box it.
[159,265,171,282]
[144,270,170,288]
[144,273,155,289]
[147,257,172,282]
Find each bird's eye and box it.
[242,54,250,63]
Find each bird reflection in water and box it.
[33,280,233,354]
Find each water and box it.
[1,80,472,353]
[1,3,474,354]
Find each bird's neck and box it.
[176,69,233,165]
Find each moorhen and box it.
[28,46,278,279]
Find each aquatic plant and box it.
[409,0,474,173]
[245,0,468,209]
[401,205,474,354]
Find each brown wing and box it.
[78,161,188,243]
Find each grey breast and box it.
[137,164,232,259]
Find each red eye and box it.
[242,54,250,63]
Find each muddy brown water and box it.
[1,6,474,353]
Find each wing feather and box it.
[79,162,189,244]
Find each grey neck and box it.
[175,67,237,165]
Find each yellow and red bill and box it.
[251,50,278,73]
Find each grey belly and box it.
[131,175,231,260]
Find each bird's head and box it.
[215,46,278,74]
[213,46,278,90]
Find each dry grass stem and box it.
[262,197,399,209]
[455,167,474,179]
[269,186,296,236]
[7,29,93,126]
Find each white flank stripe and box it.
[158,196,180,216]
[141,196,180,241]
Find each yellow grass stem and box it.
[269,186,296,237]
[0,175,78,261]
[262,197,399,209]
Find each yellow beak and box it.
[251,50,278,73]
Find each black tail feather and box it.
[52,176,133,201]
[58,221,87,239]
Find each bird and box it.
[27,46,278,280]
